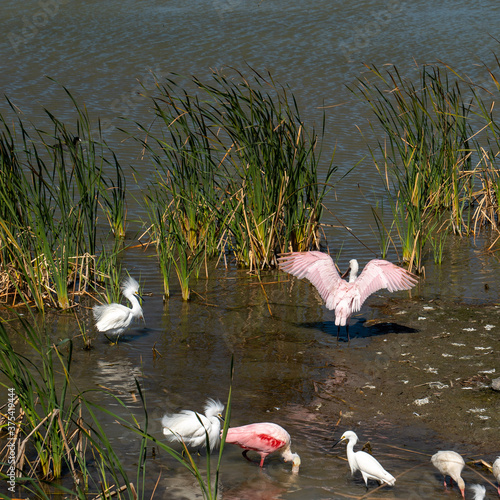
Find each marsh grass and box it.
[0,88,127,310]
[194,69,336,268]
[352,63,494,270]
[136,68,336,294]
[0,315,80,481]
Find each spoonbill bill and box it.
[493,456,500,496]
[224,422,301,472]
[162,398,224,452]
[278,251,417,340]
[93,276,144,338]
[431,450,466,498]
[333,430,396,487]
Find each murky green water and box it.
[2,0,500,498]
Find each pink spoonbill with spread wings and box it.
[278,251,418,340]
[224,422,301,472]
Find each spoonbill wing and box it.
[352,259,417,312]
[278,252,342,304]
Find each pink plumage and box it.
[224,422,301,472]
[278,251,418,339]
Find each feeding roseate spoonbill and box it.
[162,398,224,452]
[93,276,144,338]
[278,251,417,340]
[224,422,301,472]
[333,430,396,487]
[470,484,486,500]
[431,450,466,499]
[493,456,500,496]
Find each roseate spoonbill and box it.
[162,398,224,452]
[224,422,301,472]
[93,276,144,338]
[493,456,500,496]
[431,450,466,499]
[278,251,417,340]
[470,484,486,500]
[333,430,396,487]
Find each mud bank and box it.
[316,298,500,452]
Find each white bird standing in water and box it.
[470,484,486,500]
[278,251,418,340]
[493,456,500,496]
[431,450,466,499]
[333,430,396,487]
[93,276,144,337]
[162,398,225,452]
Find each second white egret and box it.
[162,398,225,452]
[334,430,396,487]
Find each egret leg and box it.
[336,325,341,341]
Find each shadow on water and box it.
[296,319,419,341]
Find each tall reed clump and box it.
[195,70,336,269]
[138,68,336,297]
[0,89,126,311]
[466,59,500,247]
[353,64,475,271]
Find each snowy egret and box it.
[493,456,500,496]
[333,430,396,487]
[431,450,466,499]
[93,276,144,338]
[278,252,417,340]
[470,484,486,500]
[224,422,301,472]
[162,398,224,452]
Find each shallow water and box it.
[2,0,500,498]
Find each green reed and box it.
[195,69,336,268]
[0,88,126,310]
[138,69,336,275]
[0,315,79,481]
[353,64,475,270]
[0,312,234,499]
[138,77,222,257]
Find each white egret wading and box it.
[492,456,500,496]
[93,276,144,338]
